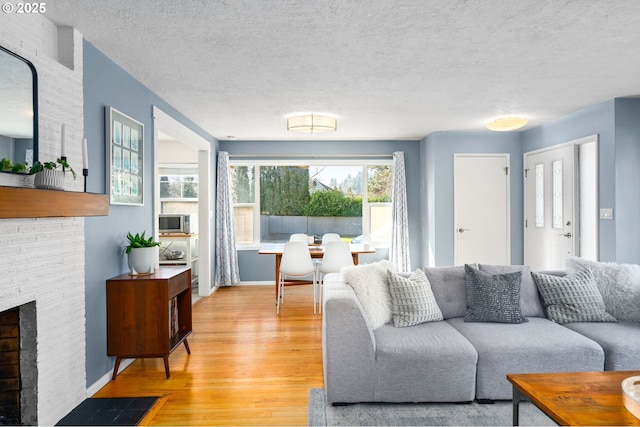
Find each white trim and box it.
[152,106,213,297]
[234,281,272,286]
[229,153,393,159]
[152,107,210,150]
[229,158,393,166]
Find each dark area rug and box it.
[308,388,556,426]
[56,397,159,426]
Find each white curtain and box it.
[214,151,240,286]
[390,151,411,272]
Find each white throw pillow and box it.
[566,257,640,322]
[387,269,443,327]
[342,260,397,329]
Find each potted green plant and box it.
[30,158,76,190]
[124,231,161,275]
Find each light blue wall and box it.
[613,98,640,263]
[520,98,640,263]
[521,100,617,261]
[420,131,524,267]
[83,40,216,387]
[219,139,420,280]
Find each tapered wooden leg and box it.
[163,355,170,379]
[183,338,191,354]
[111,357,122,381]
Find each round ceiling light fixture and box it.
[486,116,528,131]
[287,113,337,133]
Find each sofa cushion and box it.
[478,264,545,318]
[373,320,478,402]
[464,265,527,324]
[387,269,443,327]
[422,265,470,319]
[563,321,640,370]
[342,260,396,329]
[566,257,640,322]
[532,270,617,324]
[448,317,605,400]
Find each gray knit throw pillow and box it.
[531,270,617,324]
[387,269,443,327]
[464,264,528,324]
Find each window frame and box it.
[229,158,393,250]
[159,164,199,202]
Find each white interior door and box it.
[524,144,575,271]
[454,154,510,266]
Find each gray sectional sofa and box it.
[322,264,640,404]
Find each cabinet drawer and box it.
[168,268,191,298]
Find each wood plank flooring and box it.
[93,285,324,426]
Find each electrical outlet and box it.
[600,208,613,219]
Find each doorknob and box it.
[458,228,470,233]
[558,232,572,238]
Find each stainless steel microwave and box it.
[159,213,191,234]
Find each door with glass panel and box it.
[524,144,576,270]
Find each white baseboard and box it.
[235,281,272,286]
[86,358,135,397]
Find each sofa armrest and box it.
[322,275,378,403]
[323,279,376,357]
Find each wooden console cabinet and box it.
[106,267,192,380]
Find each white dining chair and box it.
[277,241,318,315]
[321,233,341,244]
[289,233,309,243]
[316,240,354,314]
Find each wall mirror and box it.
[0,45,38,173]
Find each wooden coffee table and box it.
[507,371,640,426]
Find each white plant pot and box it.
[33,169,65,190]
[128,246,159,275]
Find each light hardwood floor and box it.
[93,285,324,426]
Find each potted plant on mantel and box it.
[30,158,76,190]
[124,231,161,276]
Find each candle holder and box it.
[83,168,88,193]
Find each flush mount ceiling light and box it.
[287,114,337,133]
[486,116,528,131]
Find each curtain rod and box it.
[227,153,393,159]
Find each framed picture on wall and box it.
[106,107,144,205]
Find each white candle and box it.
[82,137,88,169]
[60,124,66,158]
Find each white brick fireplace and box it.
[0,13,88,426]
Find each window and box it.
[160,175,198,199]
[230,160,393,247]
[159,166,199,214]
[230,165,256,244]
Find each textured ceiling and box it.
[43,0,640,141]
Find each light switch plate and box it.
[600,208,614,219]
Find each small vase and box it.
[128,246,159,275]
[34,169,65,190]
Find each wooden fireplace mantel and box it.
[0,186,109,218]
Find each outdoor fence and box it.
[260,215,361,242]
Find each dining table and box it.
[258,242,376,300]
